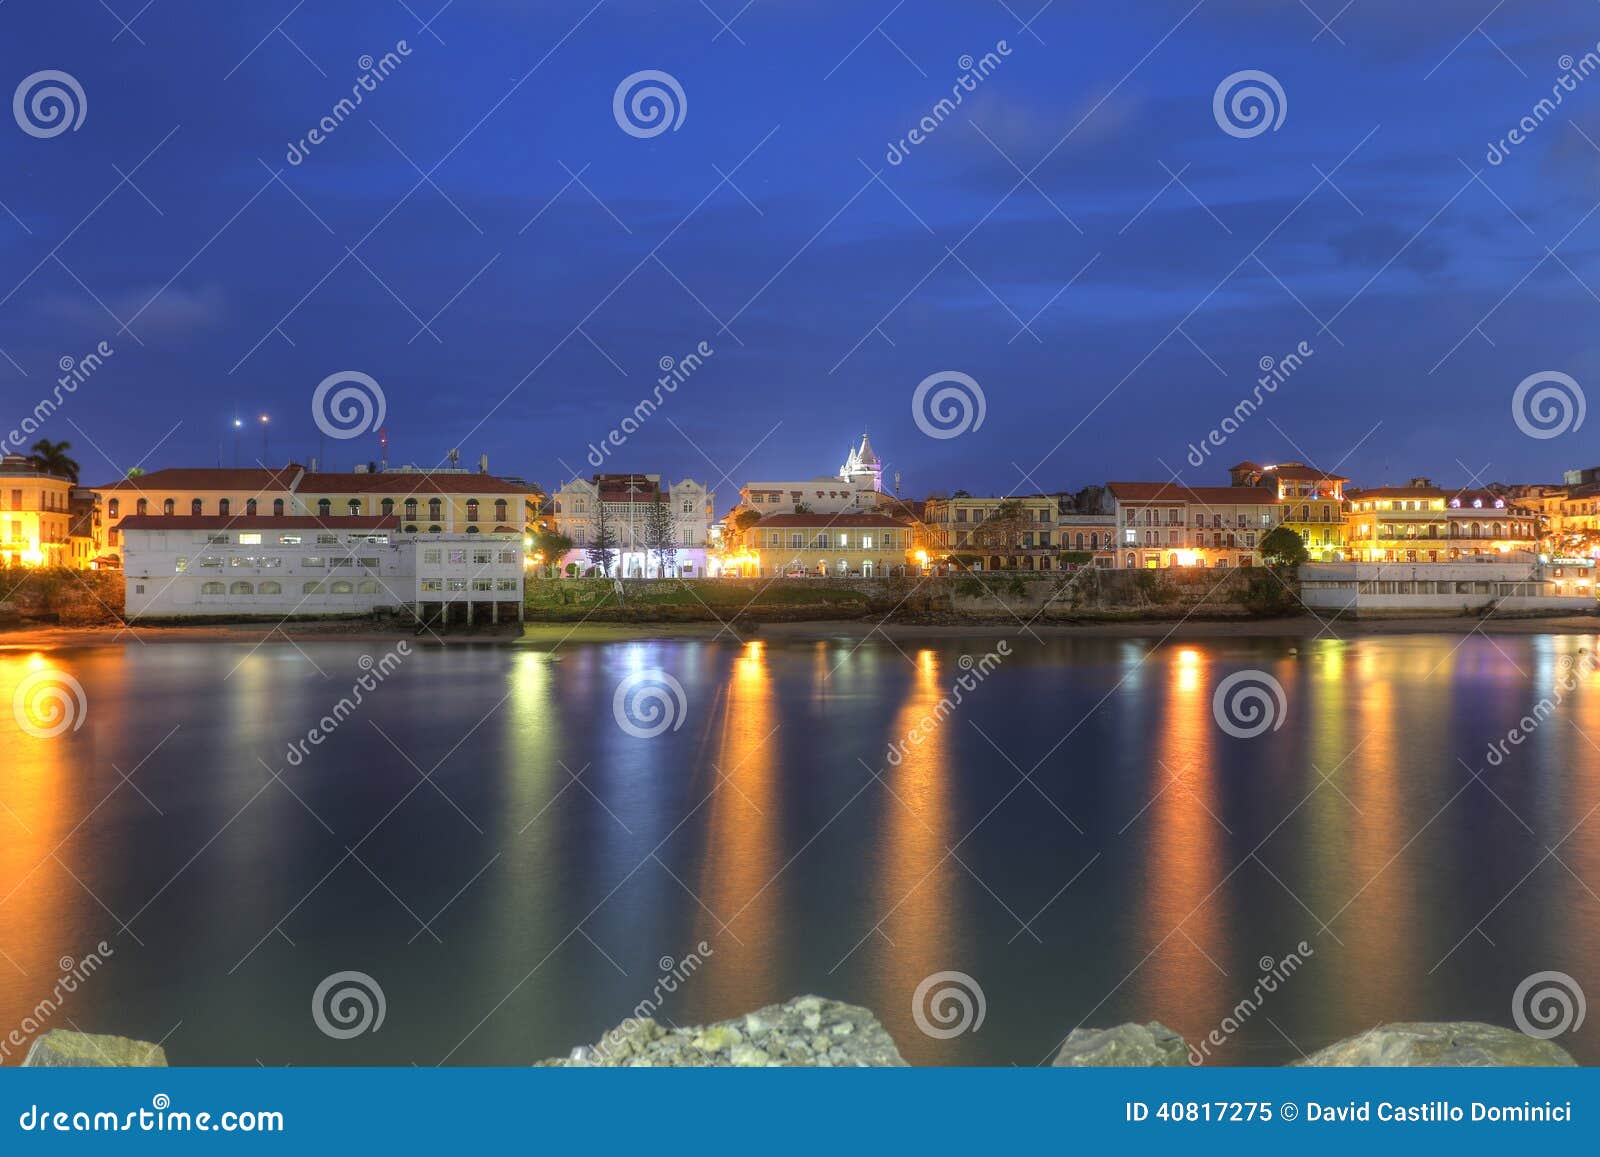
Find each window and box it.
[302,556,326,568]
[218,499,230,516]
[421,579,443,592]
[473,550,492,565]
[259,581,282,595]
[404,499,418,519]
[273,498,284,516]
[494,499,508,521]
[163,499,175,515]
[317,499,332,516]
[279,535,302,545]
[357,580,378,594]
[861,535,873,549]
[246,499,258,516]
[357,557,379,568]
[473,578,493,591]
[428,498,442,521]
[449,549,466,564]
[317,534,338,545]
[136,498,148,515]
[466,499,480,522]
[496,579,517,591]
[201,581,225,595]
[108,498,119,518]
[330,580,354,594]
[424,548,442,564]
[447,578,467,591]
[498,550,516,564]
[207,533,230,544]
[346,499,361,515]
[381,498,394,516]
[239,533,261,545]
[230,581,253,595]
[198,555,223,568]
[303,581,324,594]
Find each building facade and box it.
[1229,461,1349,560]
[922,494,1060,570]
[1108,482,1280,568]
[0,455,75,567]
[1299,561,1587,616]
[1345,482,1537,562]
[720,512,912,577]
[552,473,715,577]
[736,432,885,517]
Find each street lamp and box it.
[259,414,270,464]
[232,418,243,467]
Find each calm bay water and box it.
[2,633,1597,1066]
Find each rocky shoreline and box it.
[22,998,1579,1068]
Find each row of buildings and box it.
[5,430,1600,616]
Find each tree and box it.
[792,501,813,514]
[586,506,618,577]
[28,439,79,483]
[731,508,762,534]
[1259,525,1310,568]
[642,498,678,577]
[975,500,1034,565]
[125,466,145,479]
[534,531,573,574]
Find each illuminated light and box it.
[1173,549,1198,567]
[1177,648,1200,666]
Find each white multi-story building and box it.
[118,515,524,622]
[1107,482,1282,568]
[551,473,714,577]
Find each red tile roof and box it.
[93,466,304,492]
[1260,464,1349,482]
[1107,482,1280,505]
[296,472,529,495]
[115,515,399,531]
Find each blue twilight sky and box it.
[3,1,1600,507]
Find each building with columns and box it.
[551,473,715,577]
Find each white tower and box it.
[839,431,883,493]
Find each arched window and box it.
[466,499,480,522]
[357,580,378,594]
[273,498,284,516]
[108,498,120,518]
[317,499,332,516]
[190,498,202,515]
[246,498,257,516]
[229,581,253,595]
[259,581,282,595]
[465,526,480,534]
[427,524,442,534]
[218,499,230,516]
[428,498,443,521]
[1075,532,1084,550]
[330,580,354,594]
[380,498,394,516]
[303,581,324,595]
[1125,553,1136,568]
[201,581,225,595]
[136,498,148,515]
[404,498,418,520]
[494,499,508,521]
[163,498,175,515]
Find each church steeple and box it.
[839,429,883,492]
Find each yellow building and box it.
[721,512,914,577]
[96,466,303,558]
[293,472,529,533]
[0,455,74,567]
[1229,461,1349,560]
[922,494,1059,570]
[1346,482,1537,562]
[1108,482,1281,568]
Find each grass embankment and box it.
[523,578,875,623]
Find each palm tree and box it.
[28,439,79,482]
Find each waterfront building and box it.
[1345,480,1537,562]
[922,494,1059,570]
[720,511,913,577]
[1107,482,1281,568]
[551,473,714,577]
[95,466,304,557]
[1299,560,1588,616]
[293,470,529,534]
[0,454,77,567]
[1228,460,1349,560]
[735,432,885,517]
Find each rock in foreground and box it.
[1296,1022,1577,1067]
[542,995,907,1067]
[22,1030,168,1067]
[1052,1022,1189,1067]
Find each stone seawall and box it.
[0,567,123,628]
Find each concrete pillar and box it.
[491,601,498,624]
[467,600,474,627]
